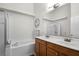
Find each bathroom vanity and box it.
[35,36,79,56]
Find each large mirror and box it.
[43,17,69,37]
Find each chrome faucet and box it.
[64,38,71,42]
[64,34,73,42]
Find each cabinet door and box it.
[39,44,46,56]
[47,47,58,56]
[35,42,40,56]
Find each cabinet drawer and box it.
[35,38,46,45]
[47,42,79,56]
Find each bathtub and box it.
[6,41,35,56]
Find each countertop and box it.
[36,36,79,51]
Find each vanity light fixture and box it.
[47,2,65,11]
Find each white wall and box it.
[6,11,34,43]
[34,3,47,17]
[0,3,34,14]
[71,3,79,17]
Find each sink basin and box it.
[56,38,79,46]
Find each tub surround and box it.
[36,36,79,51]
[6,41,35,56]
[11,42,34,56]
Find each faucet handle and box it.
[6,40,11,45]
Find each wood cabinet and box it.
[35,38,46,56]
[35,38,79,56]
